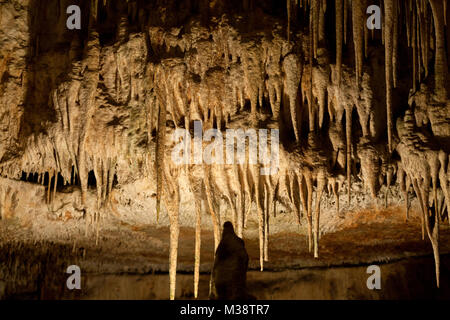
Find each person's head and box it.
[223,221,234,234]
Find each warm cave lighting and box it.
[1,0,450,310]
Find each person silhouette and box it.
[209,221,254,300]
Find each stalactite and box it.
[155,95,166,224]
[52,171,58,211]
[47,170,54,204]
[308,9,314,132]
[312,0,319,59]
[406,0,411,47]
[398,165,409,220]
[314,170,325,258]
[352,0,365,86]
[194,197,201,299]
[304,170,313,252]
[78,28,100,219]
[253,166,264,272]
[393,0,399,88]
[263,184,269,262]
[95,211,100,246]
[336,0,343,86]
[417,2,423,84]
[346,106,352,203]
[298,173,308,221]
[236,165,245,238]
[412,4,417,92]
[203,165,220,250]
[163,166,180,300]
[412,178,426,241]
[385,0,395,153]
[283,54,302,141]
[429,0,449,101]
[344,0,348,45]
[287,0,291,42]
[445,0,448,25]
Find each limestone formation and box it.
[0,0,449,298]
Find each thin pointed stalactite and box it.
[95,211,100,246]
[414,176,440,288]
[429,0,449,101]
[399,166,409,221]
[287,0,291,42]
[336,0,343,86]
[344,0,348,45]
[412,178,426,241]
[384,0,395,153]
[312,0,319,59]
[254,167,264,272]
[314,171,325,258]
[412,4,417,92]
[385,166,393,209]
[194,197,201,299]
[263,184,269,262]
[304,170,313,253]
[203,165,220,251]
[392,0,399,88]
[47,169,54,204]
[163,167,180,301]
[346,107,352,204]
[298,173,308,223]
[352,0,365,86]
[155,89,167,224]
[52,171,58,211]
[309,7,315,132]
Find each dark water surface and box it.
[3,255,449,300]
